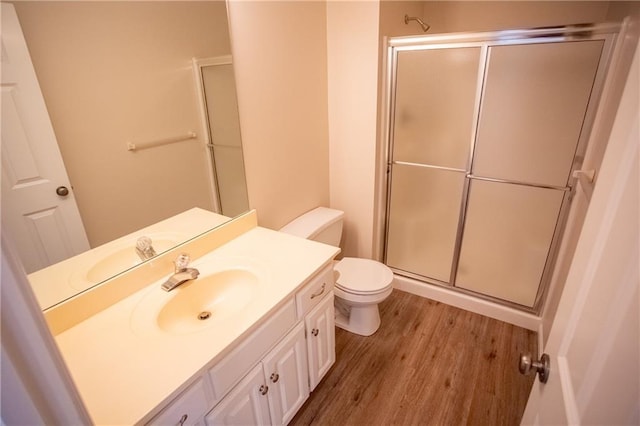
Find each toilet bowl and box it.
[333,257,394,336]
[280,207,394,336]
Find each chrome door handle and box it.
[519,353,550,383]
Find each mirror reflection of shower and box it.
[194,57,250,217]
[404,14,430,32]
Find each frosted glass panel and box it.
[455,180,564,307]
[203,64,242,147]
[473,41,603,187]
[393,47,481,168]
[212,145,249,217]
[386,164,465,282]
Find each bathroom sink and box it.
[70,232,187,290]
[157,269,258,334]
[130,258,267,336]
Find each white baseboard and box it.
[393,275,542,332]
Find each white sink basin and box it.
[130,258,268,336]
[70,232,187,290]
[157,269,258,334]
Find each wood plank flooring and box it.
[291,289,537,426]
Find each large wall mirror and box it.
[2,1,249,309]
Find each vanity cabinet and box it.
[206,323,308,425]
[147,264,336,426]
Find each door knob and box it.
[519,353,550,383]
[56,186,69,197]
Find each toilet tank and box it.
[279,207,344,247]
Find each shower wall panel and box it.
[386,165,465,282]
[472,41,604,187]
[392,47,481,168]
[455,181,565,307]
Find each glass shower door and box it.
[385,47,482,283]
[454,40,604,307]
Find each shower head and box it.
[404,14,430,32]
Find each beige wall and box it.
[327,1,380,258]
[13,1,230,247]
[419,1,610,34]
[227,1,330,231]
[606,1,640,21]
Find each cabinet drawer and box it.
[147,377,209,426]
[296,265,334,319]
[207,298,296,406]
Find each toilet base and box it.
[334,303,381,337]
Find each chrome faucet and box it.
[162,253,199,292]
[136,236,157,260]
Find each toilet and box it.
[280,207,394,336]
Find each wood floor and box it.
[291,289,537,426]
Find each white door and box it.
[521,41,639,425]
[1,3,89,273]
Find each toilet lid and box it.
[334,257,393,295]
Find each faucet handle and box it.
[136,236,153,250]
[174,253,191,272]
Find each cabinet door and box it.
[305,293,335,391]
[205,364,270,426]
[262,322,309,425]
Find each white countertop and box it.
[53,226,339,425]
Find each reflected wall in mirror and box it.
[4,1,249,308]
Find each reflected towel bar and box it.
[127,131,197,152]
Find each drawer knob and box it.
[178,414,188,425]
[310,283,326,299]
[270,372,279,383]
[259,384,269,395]
[311,328,319,336]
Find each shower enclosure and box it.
[383,24,617,312]
[193,56,249,218]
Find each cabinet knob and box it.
[311,328,319,336]
[178,414,188,425]
[259,384,269,395]
[270,372,279,383]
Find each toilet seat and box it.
[335,257,393,295]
